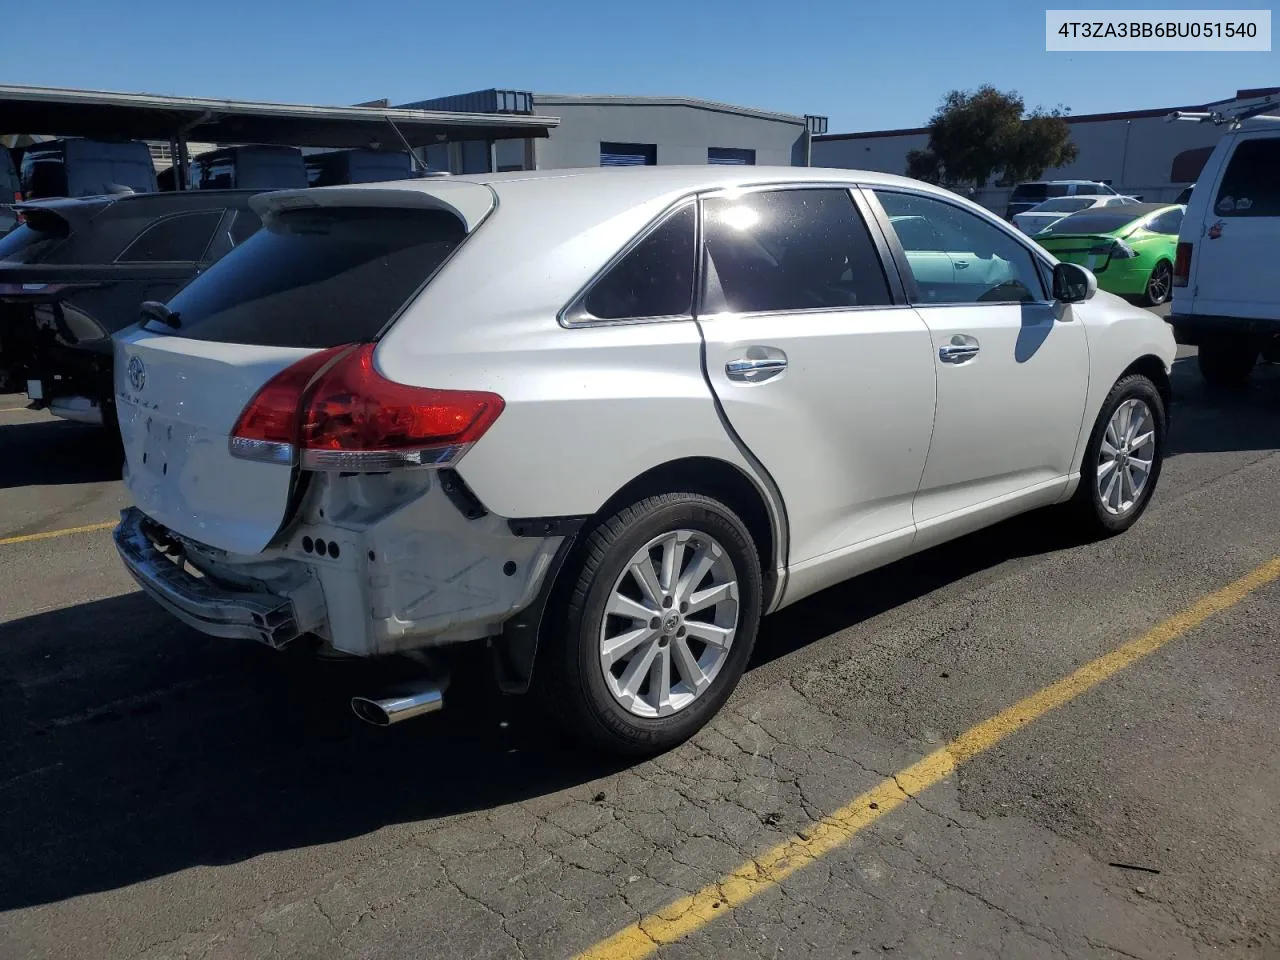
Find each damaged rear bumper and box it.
[113,507,306,647]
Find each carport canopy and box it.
[0,84,559,149]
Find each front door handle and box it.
[939,339,980,364]
[953,259,970,269]
[726,356,788,383]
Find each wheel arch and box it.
[492,456,786,696]
[1121,353,1173,416]
[594,456,783,602]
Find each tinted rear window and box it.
[1011,184,1049,201]
[1039,210,1142,235]
[154,207,465,348]
[0,212,71,262]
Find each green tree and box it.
[907,86,1078,188]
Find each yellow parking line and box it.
[577,556,1280,960]
[0,520,116,547]
[0,404,32,413]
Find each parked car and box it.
[305,148,417,186]
[191,146,309,190]
[1005,180,1119,219]
[18,138,157,199]
[112,167,1176,756]
[1031,202,1186,306]
[0,190,264,425]
[0,147,21,236]
[1169,118,1280,385]
[1012,195,1139,235]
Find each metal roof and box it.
[0,85,560,148]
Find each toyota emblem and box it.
[128,355,146,392]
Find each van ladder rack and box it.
[1166,96,1280,129]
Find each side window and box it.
[701,188,892,314]
[116,210,223,263]
[1214,138,1280,217]
[578,203,696,321]
[229,209,263,246]
[874,190,1046,304]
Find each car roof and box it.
[303,164,989,227]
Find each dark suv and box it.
[0,189,264,423]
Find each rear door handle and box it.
[726,356,788,383]
[953,259,970,269]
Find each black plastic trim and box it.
[490,532,579,694]
[507,515,588,538]
[438,468,488,520]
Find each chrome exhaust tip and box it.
[351,684,444,727]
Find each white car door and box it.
[695,186,938,601]
[866,187,1091,549]
[1189,133,1280,318]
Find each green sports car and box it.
[1032,202,1186,306]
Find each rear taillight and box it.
[229,343,504,471]
[1173,242,1192,287]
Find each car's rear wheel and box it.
[1198,337,1257,387]
[538,493,762,756]
[1141,260,1173,306]
[1070,374,1167,536]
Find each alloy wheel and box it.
[1147,262,1172,305]
[599,529,740,718]
[1097,398,1156,515]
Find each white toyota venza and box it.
[112,167,1176,755]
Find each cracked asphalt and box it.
[2,342,1278,960]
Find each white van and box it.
[1169,116,1280,385]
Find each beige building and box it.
[812,86,1279,212]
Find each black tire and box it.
[536,492,762,757]
[1198,338,1257,387]
[1070,373,1167,537]
[1140,260,1173,307]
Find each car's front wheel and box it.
[1141,260,1173,307]
[538,492,762,756]
[1070,373,1167,536]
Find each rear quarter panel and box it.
[374,179,761,523]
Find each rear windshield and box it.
[0,211,71,263]
[1012,183,1069,202]
[1031,197,1095,213]
[153,206,465,348]
[1039,209,1141,236]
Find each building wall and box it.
[528,99,808,169]
[812,89,1277,212]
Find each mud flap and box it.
[490,530,580,695]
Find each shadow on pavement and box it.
[1164,358,1280,456]
[0,506,1090,912]
[0,418,122,489]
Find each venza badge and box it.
[128,355,146,392]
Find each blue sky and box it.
[8,0,1277,133]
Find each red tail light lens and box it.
[230,343,504,471]
[1173,241,1192,287]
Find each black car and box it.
[0,189,264,424]
[0,147,21,236]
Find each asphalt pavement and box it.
[2,337,1278,960]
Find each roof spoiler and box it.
[249,181,496,232]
